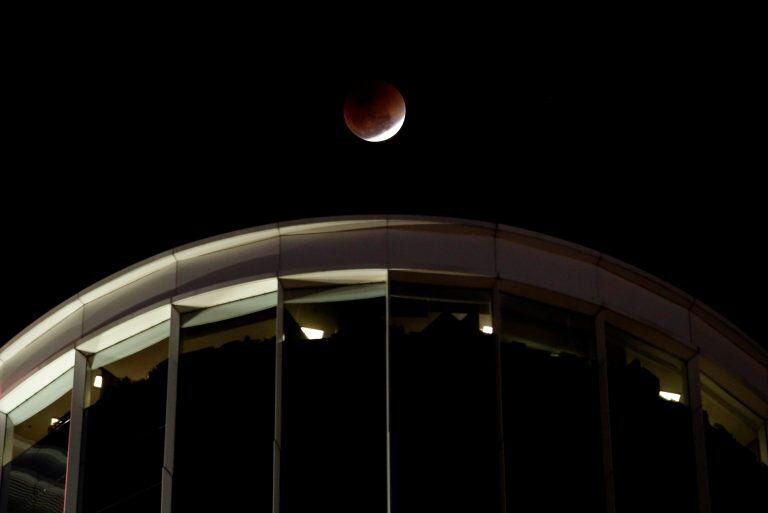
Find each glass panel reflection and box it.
[79,321,170,513]
[606,326,697,513]
[500,294,602,512]
[280,282,387,513]
[0,373,72,513]
[389,282,499,513]
[174,294,276,512]
[702,374,768,512]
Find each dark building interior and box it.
[1,282,766,512]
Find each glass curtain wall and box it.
[0,367,73,513]
[78,321,170,513]
[279,278,387,513]
[499,293,602,512]
[389,279,499,513]
[173,293,277,512]
[606,326,697,513]
[701,374,768,511]
[3,274,768,513]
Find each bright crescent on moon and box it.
[344,81,406,142]
[364,111,406,142]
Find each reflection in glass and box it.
[174,293,276,512]
[702,374,768,511]
[500,294,602,512]
[500,294,602,511]
[606,326,697,513]
[280,282,387,513]
[79,322,170,513]
[0,373,72,513]
[389,283,499,513]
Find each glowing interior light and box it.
[659,391,681,402]
[301,327,325,340]
[93,375,103,389]
[50,418,60,426]
[481,325,494,334]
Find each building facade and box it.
[0,216,766,512]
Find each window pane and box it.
[280,282,387,513]
[389,283,499,513]
[79,321,170,513]
[1,374,72,513]
[606,326,697,513]
[500,294,602,512]
[174,295,277,512]
[702,374,768,511]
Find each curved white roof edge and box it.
[1,215,766,404]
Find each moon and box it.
[344,81,405,142]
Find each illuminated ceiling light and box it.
[280,221,387,237]
[93,375,103,389]
[50,418,60,426]
[481,325,494,334]
[0,350,76,414]
[280,268,388,284]
[174,229,279,260]
[659,391,681,402]
[0,300,82,363]
[79,255,176,304]
[301,327,324,340]
[77,304,172,354]
[173,277,278,309]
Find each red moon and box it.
[343,81,405,142]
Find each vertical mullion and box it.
[64,350,87,513]
[161,306,181,513]
[686,354,711,513]
[0,411,7,501]
[760,421,768,465]
[385,273,392,513]
[272,280,285,513]
[0,413,9,506]
[492,283,507,513]
[595,311,616,513]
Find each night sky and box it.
[2,24,764,349]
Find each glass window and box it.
[500,294,602,512]
[78,321,170,513]
[174,293,277,512]
[280,281,387,513]
[0,369,73,513]
[606,326,697,513]
[702,374,768,512]
[389,282,499,513]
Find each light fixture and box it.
[481,325,493,335]
[174,229,279,261]
[80,255,176,304]
[659,391,681,402]
[93,375,103,389]
[0,350,76,414]
[301,327,324,340]
[174,277,278,309]
[0,300,82,363]
[77,304,172,354]
[50,418,60,426]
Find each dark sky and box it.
[2,23,765,349]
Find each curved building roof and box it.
[1,215,766,414]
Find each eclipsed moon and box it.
[343,81,405,142]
